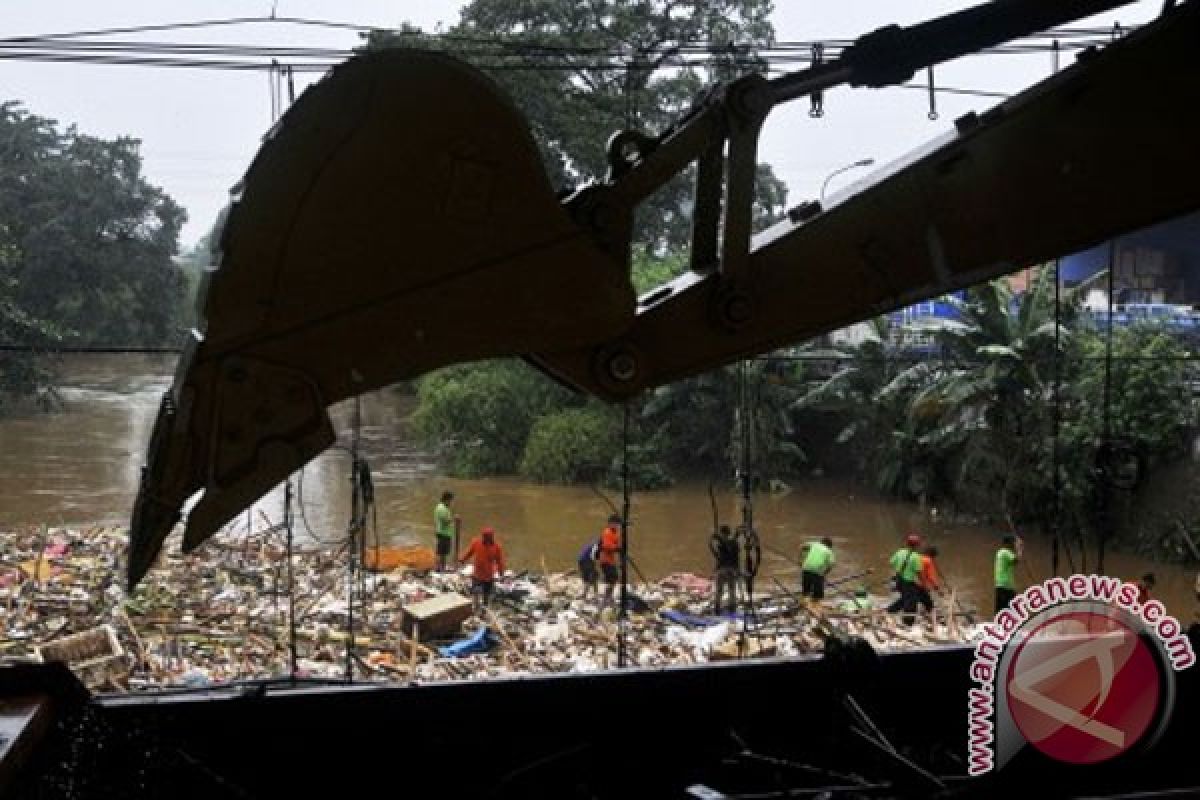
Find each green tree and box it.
[631,246,687,294]
[640,358,805,482]
[794,318,940,496]
[1074,323,1194,467]
[0,102,186,352]
[519,404,619,484]
[0,223,61,406]
[365,0,787,250]
[906,268,1071,518]
[411,359,576,477]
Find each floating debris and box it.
[0,523,982,692]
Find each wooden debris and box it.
[0,524,983,692]
[401,592,473,641]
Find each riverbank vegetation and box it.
[411,264,1199,562]
[0,102,186,407]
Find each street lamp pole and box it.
[820,158,875,203]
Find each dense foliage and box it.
[412,359,574,477]
[0,223,60,405]
[520,405,620,484]
[0,102,186,404]
[412,262,1197,570]
[796,267,1197,559]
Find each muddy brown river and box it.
[1,355,1196,619]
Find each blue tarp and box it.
[438,626,497,658]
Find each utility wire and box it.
[1,16,383,43]
[0,37,1111,55]
[0,22,1124,75]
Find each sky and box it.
[0,0,1162,248]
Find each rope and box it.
[284,475,298,679]
[1098,242,1117,575]
[1051,260,1066,577]
[294,467,348,545]
[735,362,763,649]
[737,361,754,535]
[344,395,370,682]
[618,402,631,669]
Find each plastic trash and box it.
[439,626,497,658]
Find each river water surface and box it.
[1,355,1196,619]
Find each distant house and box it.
[1060,210,1200,307]
[824,210,1200,352]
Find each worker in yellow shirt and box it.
[799,536,835,600]
[994,534,1022,614]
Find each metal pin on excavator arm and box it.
[129,0,1200,587]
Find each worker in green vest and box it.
[994,534,1023,613]
[887,533,923,624]
[799,536,835,600]
[434,490,456,572]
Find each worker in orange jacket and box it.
[598,514,622,607]
[459,526,506,614]
[915,545,943,615]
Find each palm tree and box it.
[640,358,806,482]
[794,316,940,497]
[908,267,1076,521]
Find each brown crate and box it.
[34,625,123,667]
[399,593,473,641]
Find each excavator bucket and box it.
[127,49,633,587]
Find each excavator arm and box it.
[129,0,1200,587]
[536,1,1200,397]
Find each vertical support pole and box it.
[618,404,631,668]
[285,475,297,679]
[345,395,363,683]
[1098,241,1117,575]
[1052,261,1061,577]
[453,516,462,571]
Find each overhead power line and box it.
[0,43,1115,76]
[0,13,1129,74]
[0,13,1126,46]
[1,16,381,42]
